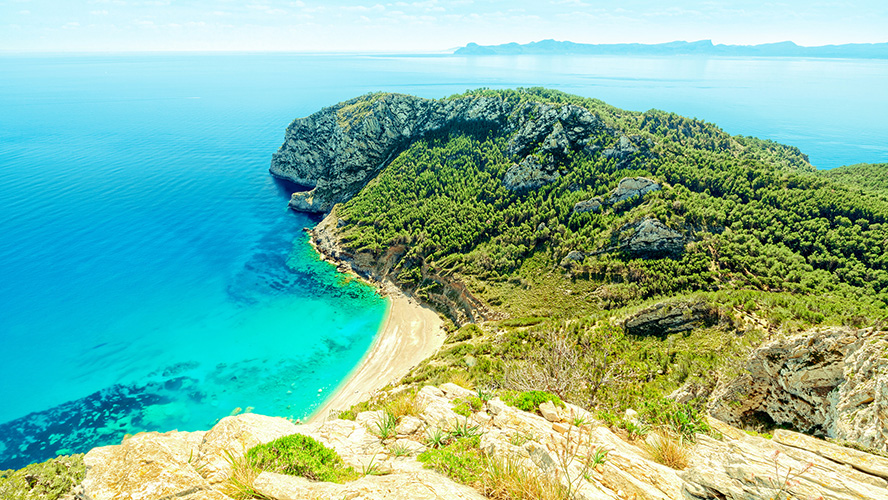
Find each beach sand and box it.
[308,282,445,423]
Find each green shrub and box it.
[244,434,358,483]
[418,437,485,485]
[0,455,85,500]
[503,390,564,413]
[639,398,710,441]
[452,396,484,417]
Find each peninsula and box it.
[454,39,888,58]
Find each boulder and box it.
[395,416,424,436]
[560,250,585,267]
[539,401,565,422]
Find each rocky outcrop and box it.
[271,93,514,212]
[623,299,719,337]
[573,197,603,214]
[502,155,560,191]
[710,327,888,452]
[617,217,687,257]
[608,176,661,204]
[73,384,888,500]
[271,93,609,211]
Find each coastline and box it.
[308,280,445,423]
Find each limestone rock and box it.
[396,416,424,436]
[710,327,888,452]
[253,470,487,500]
[617,217,686,257]
[539,401,564,422]
[503,155,560,191]
[195,413,299,483]
[623,299,717,337]
[773,429,888,480]
[607,176,660,204]
[560,250,585,267]
[573,197,603,214]
[82,431,229,500]
[682,432,888,500]
[440,382,476,400]
[602,135,643,161]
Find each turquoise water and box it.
[1,53,886,469]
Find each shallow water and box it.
[1,53,885,468]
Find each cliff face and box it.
[710,327,888,452]
[269,92,608,212]
[270,93,513,212]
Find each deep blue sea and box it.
[1,53,886,469]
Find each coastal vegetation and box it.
[316,88,887,423]
[0,454,84,500]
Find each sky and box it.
[1,0,886,53]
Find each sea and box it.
[1,53,886,469]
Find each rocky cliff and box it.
[711,327,888,453]
[69,383,888,500]
[270,93,615,212]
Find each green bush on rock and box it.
[244,434,358,483]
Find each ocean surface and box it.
[1,53,886,469]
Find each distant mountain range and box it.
[454,39,888,58]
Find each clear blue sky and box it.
[2,0,886,52]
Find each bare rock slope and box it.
[77,383,888,500]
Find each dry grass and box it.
[386,390,425,420]
[219,450,272,500]
[644,430,692,470]
[481,456,569,500]
[448,370,475,390]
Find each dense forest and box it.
[326,88,887,415]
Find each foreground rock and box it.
[74,384,888,500]
[711,327,888,452]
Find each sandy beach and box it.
[308,282,445,423]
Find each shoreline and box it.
[308,280,445,423]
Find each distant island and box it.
[454,39,888,58]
